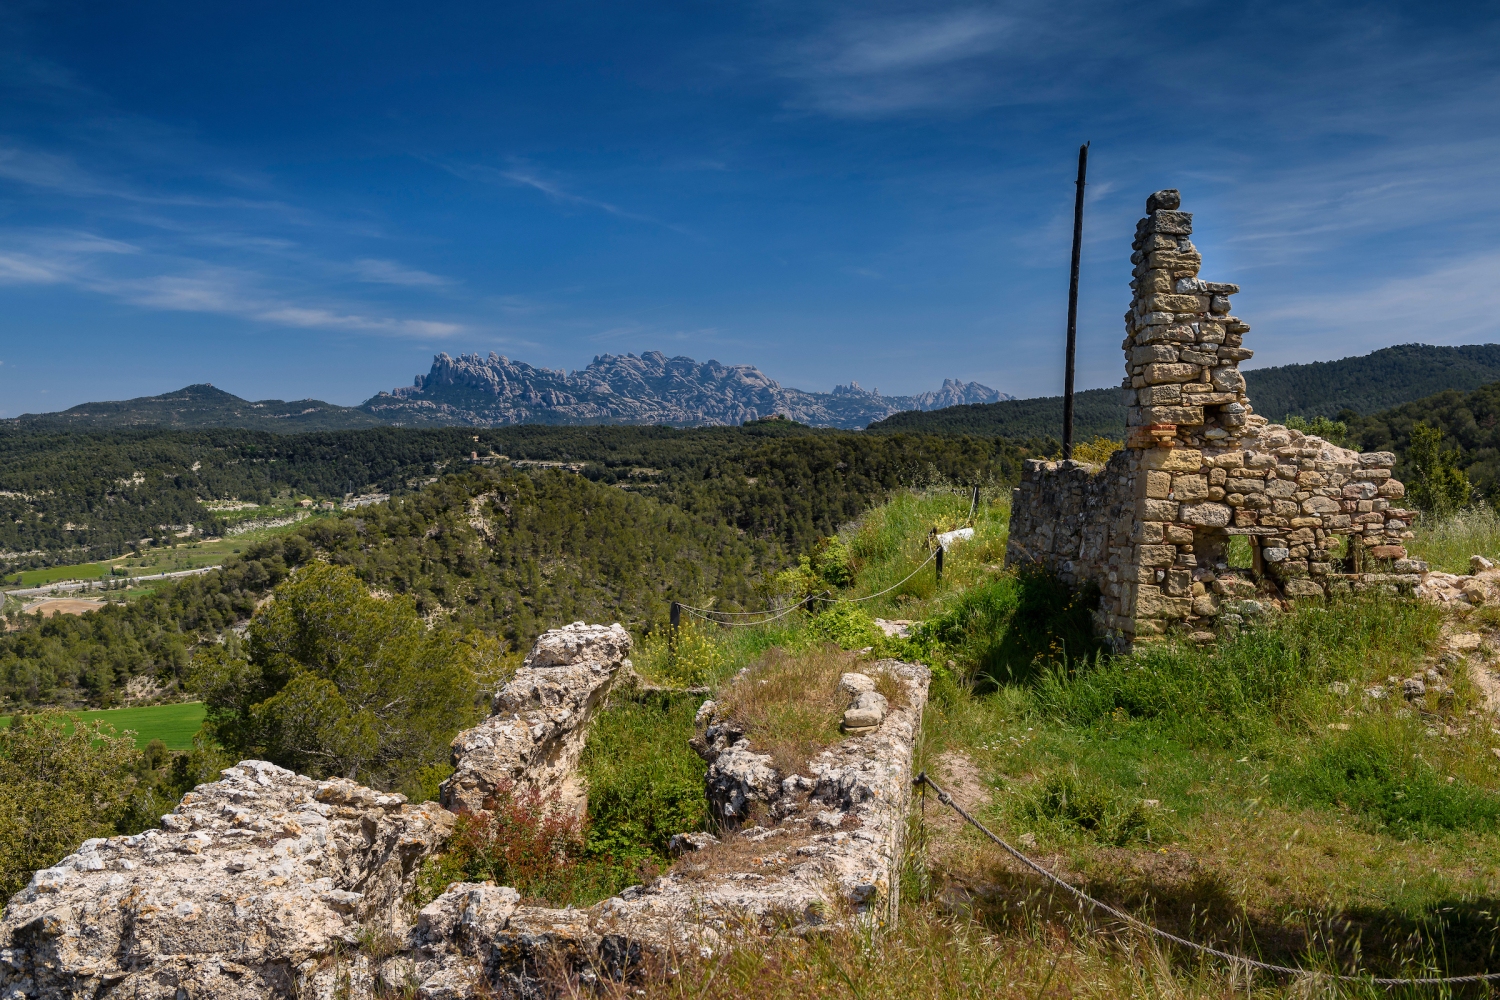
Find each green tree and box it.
[193,563,485,796]
[0,713,141,900]
[1407,421,1471,516]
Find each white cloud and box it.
[352,258,455,287]
[1251,251,1500,364]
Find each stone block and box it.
[1138,544,1177,567]
[1146,293,1208,314]
[1179,348,1218,366]
[1139,384,1183,405]
[1226,477,1265,494]
[1137,521,1165,544]
[1131,344,1179,364]
[1301,495,1341,515]
[1209,367,1246,393]
[1368,544,1407,560]
[1161,526,1192,546]
[1378,479,1406,498]
[1147,249,1202,272]
[1359,452,1397,468]
[1171,474,1209,501]
[1144,405,1204,425]
[1283,579,1324,598]
[1142,448,1204,472]
[1179,502,1232,527]
[1144,471,1171,499]
[1144,209,1193,234]
[1143,362,1200,383]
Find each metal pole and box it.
[1062,142,1089,460]
[969,485,980,523]
[936,546,945,584]
[669,601,680,631]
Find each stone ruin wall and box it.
[1007,189,1419,647]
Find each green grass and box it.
[1407,504,1500,574]
[0,702,206,750]
[4,517,326,590]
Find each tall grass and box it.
[1035,593,1443,746]
[1406,504,1500,574]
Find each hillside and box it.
[869,343,1500,438]
[6,384,386,432]
[1349,379,1500,498]
[0,468,765,709]
[360,350,1009,429]
[0,422,1035,569]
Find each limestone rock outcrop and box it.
[441,621,632,815]
[359,351,1009,430]
[0,760,454,1000]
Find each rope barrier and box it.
[912,772,1500,987]
[675,547,940,625]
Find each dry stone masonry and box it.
[1,626,929,998]
[1007,190,1417,647]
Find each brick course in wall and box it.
[1006,190,1418,648]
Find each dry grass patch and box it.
[715,645,849,776]
[715,646,910,777]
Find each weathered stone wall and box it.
[1007,189,1417,646]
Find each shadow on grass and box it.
[921,565,1103,690]
[948,861,1500,982]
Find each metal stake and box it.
[1062,142,1089,460]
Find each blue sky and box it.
[2,1,1499,415]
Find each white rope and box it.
[914,773,1500,986]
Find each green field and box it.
[0,702,206,749]
[3,516,327,590]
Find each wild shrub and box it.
[1407,421,1472,515]
[1036,593,1441,745]
[1285,414,1351,447]
[0,712,141,899]
[1280,722,1500,836]
[414,784,648,908]
[1407,503,1500,574]
[805,603,882,649]
[1069,436,1123,465]
[1014,769,1164,846]
[635,618,724,687]
[192,563,487,794]
[916,567,1101,686]
[579,691,707,857]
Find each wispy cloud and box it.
[352,258,455,287]
[442,159,687,233]
[0,230,466,338]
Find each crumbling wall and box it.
[1007,189,1417,646]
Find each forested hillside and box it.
[869,343,1500,438]
[0,469,763,710]
[0,422,1032,568]
[1349,380,1500,498]
[7,384,385,431]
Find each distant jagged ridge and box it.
[358,350,1011,429]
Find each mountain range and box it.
[359,351,1009,428]
[9,343,1500,437]
[6,352,1009,432]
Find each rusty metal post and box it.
[669,601,681,632]
[1062,142,1089,460]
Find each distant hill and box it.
[359,351,1011,430]
[867,344,1500,439]
[5,384,386,432]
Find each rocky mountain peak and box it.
[362,351,1010,429]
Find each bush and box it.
[805,603,882,649]
[634,619,724,687]
[1014,768,1164,846]
[579,691,707,858]
[916,567,1101,686]
[1281,722,1500,836]
[0,712,141,899]
[1407,421,1472,515]
[193,563,486,795]
[1285,414,1351,447]
[414,784,648,908]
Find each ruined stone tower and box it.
[1006,190,1417,648]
